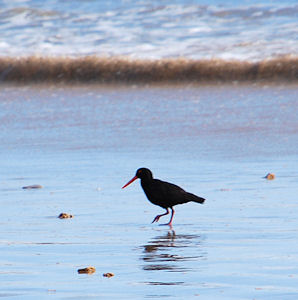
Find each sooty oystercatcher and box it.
[122,168,205,226]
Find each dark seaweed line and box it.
[0,56,297,83]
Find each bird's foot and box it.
[159,222,173,227]
[152,215,162,223]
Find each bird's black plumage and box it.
[122,168,205,226]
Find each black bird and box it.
[122,168,205,226]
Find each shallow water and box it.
[0,84,297,299]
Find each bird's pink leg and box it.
[164,207,175,226]
[152,208,169,223]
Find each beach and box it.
[0,0,298,298]
[0,83,297,299]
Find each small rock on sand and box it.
[103,272,114,278]
[22,184,43,189]
[77,266,96,274]
[58,213,73,219]
[264,173,275,180]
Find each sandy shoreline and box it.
[0,83,297,159]
[0,84,297,299]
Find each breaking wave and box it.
[0,56,297,84]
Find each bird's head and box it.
[122,168,153,189]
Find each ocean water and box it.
[0,0,297,60]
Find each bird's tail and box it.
[187,192,205,204]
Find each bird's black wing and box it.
[147,179,204,207]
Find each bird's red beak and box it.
[122,176,138,189]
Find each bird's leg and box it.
[164,207,175,227]
[152,208,169,223]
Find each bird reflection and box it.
[141,230,205,274]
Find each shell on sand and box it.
[103,272,114,278]
[77,267,96,274]
[22,184,43,189]
[265,173,275,180]
[58,213,73,219]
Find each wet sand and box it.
[0,84,297,299]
